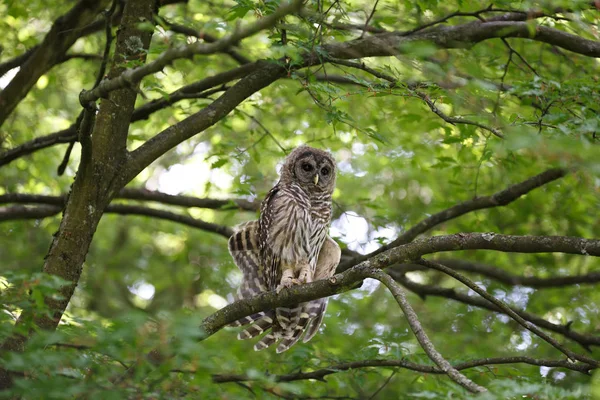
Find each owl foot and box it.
[276,277,294,294]
[297,269,313,284]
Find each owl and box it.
[228,146,340,352]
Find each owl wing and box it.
[228,220,273,331]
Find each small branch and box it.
[417,258,600,367]
[329,59,503,138]
[413,92,504,138]
[118,189,259,211]
[369,269,486,393]
[212,355,594,383]
[338,168,568,271]
[79,0,302,104]
[132,62,258,121]
[323,22,386,34]
[0,190,258,212]
[390,270,600,350]
[0,205,62,221]
[0,63,258,168]
[106,204,233,238]
[0,128,77,167]
[360,0,380,40]
[0,203,233,238]
[435,258,600,288]
[157,17,251,65]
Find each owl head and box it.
[281,145,336,194]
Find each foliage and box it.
[0,0,599,398]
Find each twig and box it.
[79,0,303,104]
[435,258,600,288]
[367,371,395,400]
[389,270,600,350]
[156,16,251,65]
[368,269,487,393]
[501,38,539,76]
[360,0,380,39]
[328,59,503,138]
[417,258,600,367]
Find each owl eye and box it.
[320,167,330,176]
[301,163,313,172]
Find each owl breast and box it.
[265,183,331,271]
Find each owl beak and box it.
[313,174,319,185]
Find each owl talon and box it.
[297,270,313,284]
[276,277,294,293]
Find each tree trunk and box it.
[0,0,157,389]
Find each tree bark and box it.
[0,0,157,389]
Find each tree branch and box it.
[417,258,599,367]
[212,355,594,383]
[79,0,303,105]
[390,271,600,351]
[0,190,258,212]
[157,17,252,65]
[197,232,600,344]
[369,269,486,393]
[338,168,568,272]
[434,258,600,288]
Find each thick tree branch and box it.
[338,168,568,272]
[200,232,600,339]
[122,61,288,184]
[323,20,600,60]
[212,355,594,383]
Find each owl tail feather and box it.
[276,306,302,329]
[254,333,277,351]
[229,310,269,327]
[236,312,275,340]
[276,311,312,353]
[303,299,328,343]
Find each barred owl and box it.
[228,146,340,352]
